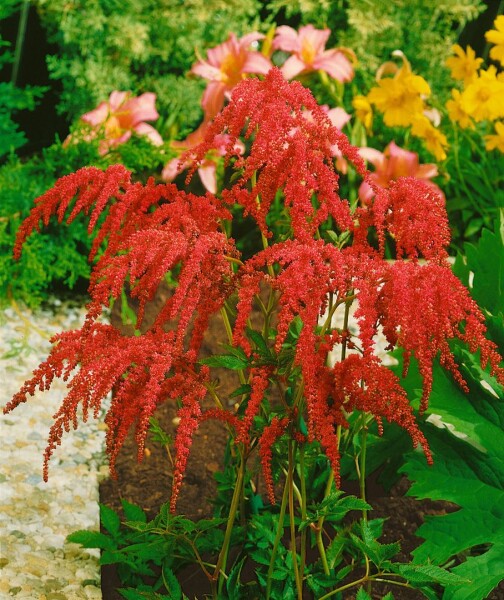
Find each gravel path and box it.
[0,298,107,600]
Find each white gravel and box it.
[0,298,108,599]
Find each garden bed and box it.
[97,286,488,600]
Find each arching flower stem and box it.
[213,448,246,597]
[288,440,303,600]
[266,468,290,600]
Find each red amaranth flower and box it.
[5,67,504,515]
[333,355,432,462]
[187,68,366,242]
[259,416,289,505]
[378,261,504,411]
[354,176,450,260]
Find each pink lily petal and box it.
[81,102,109,126]
[416,164,439,179]
[191,61,223,81]
[207,37,238,69]
[201,81,227,118]
[108,91,129,112]
[273,26,300,52]
[240,31,265,47]
[197,160,217,194]
[327,107,351,130]
[358,181,374,203]
[359,147,386,170]
[281,55,308,80]
[335,155,348,174]
[122,93,159,127]
[313,50,353,82]
[133,122,163,146]
[242,52,273,75]
[162,157,189,182]
[300,25,331,55]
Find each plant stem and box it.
[266,471,289,600]
[315,457,335,576]
[288,441,303,600]
[299,446,308,580]
[359,417,368,523]
[11,0,30,85]
[213,450,245,597]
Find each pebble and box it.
[0,298,107,599]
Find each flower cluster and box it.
[66,91,163,155]
[365,53,448,161]
[445,16,504,153]
[6,69,504,511]
[167,24,355,192]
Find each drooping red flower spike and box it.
[259,416,290,505]
[5,65,504,516]
[187,68,367,242]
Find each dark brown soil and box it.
[98,286,503,600]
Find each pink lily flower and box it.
[191,33,272,118]
[162,120,245,194]
[327,107,352,173]
[273,25,354,82]
[358,141,441,202]
[80,91,163,155]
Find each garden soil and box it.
[99,285,504,600]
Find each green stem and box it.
[11,0,30,85]
[213,450,245,596]
[359,418,368,523]
[299,446,307,580]
[266,472,289,600]
[288,441,303,600]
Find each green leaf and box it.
[66,529,114,550]
[229,383,251,399]
[162,565,182,600]
[100,504,121,537]
[396,347,504,598]
[356,588,372,600]
[200,354,248,370]
[226,557,245,600]
[398,564,467,585]
[464,222,504,316]
[246,327,273,359]
[122,499,147,524]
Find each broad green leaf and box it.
[396,356,504,599]
[200,354,248,370]
[122,498,147,524]
[100,503,121,537]
[397,564,467,585]
[66,529,114,550]
[464,223,504,316]
[394,226,504,599]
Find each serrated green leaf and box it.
[356,588,372,600]
[66,529,114,550]
[229,384,251,401]
[122,499,147,524]
[100,503,121,537]
[162,565,182,600]
[200,354,248,370]
[398,564,467,585]
[226,557,245,600]
[464,222,504,316]
[246,327,273,358]
[396,340,504,599]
